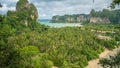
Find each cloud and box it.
[29,0,65,3]
[32,0,113,19]
[0,0,113,19]
[0,0,18,14]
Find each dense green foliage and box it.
[84,23,120,47]
[0,12,43,67]
[111,0,120,8]
[1,13,120,68]
[1,0,120,68]
[96,0,120,67]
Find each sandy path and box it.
[85,47,120,68]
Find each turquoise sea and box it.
[39,19,82,28]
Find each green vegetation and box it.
[90,9,120,24]
[1,13,120,68]
[98,0,120,67]
[51,9,120,24]
[111,0,120,8]
[1,0,120,68]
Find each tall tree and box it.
[111,0,120,8]
[0,3,2,7]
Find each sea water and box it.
[39,19,82,28]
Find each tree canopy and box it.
[111,0,120,8]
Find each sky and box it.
[0,0,113,19]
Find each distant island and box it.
[50,9,120,24]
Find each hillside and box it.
[6,0,39,29]
[1,0,120,68]
[51,9,120,24]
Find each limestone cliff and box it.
[51,9,120,24]
[51,15,110,23]
[90,17,110,23]
[16,0,38,26]
[51,14,89,23]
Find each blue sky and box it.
[0,0,113,19]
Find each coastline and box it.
[39,22,82,28]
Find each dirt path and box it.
[85,47,120,68]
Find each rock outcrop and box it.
[51,9,120,24]
[50,14,89,23]
[16,0,38,26]
[90,17,110,23]
[51,15,111,23]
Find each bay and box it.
[38,19,82,28]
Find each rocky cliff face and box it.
[51,15,60,22]
[51,14,89,23]
[16,0,38,26]
[90,17,110,23]
[76,15,89,23]
[51,15,111,23]
[51,9,120,23]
